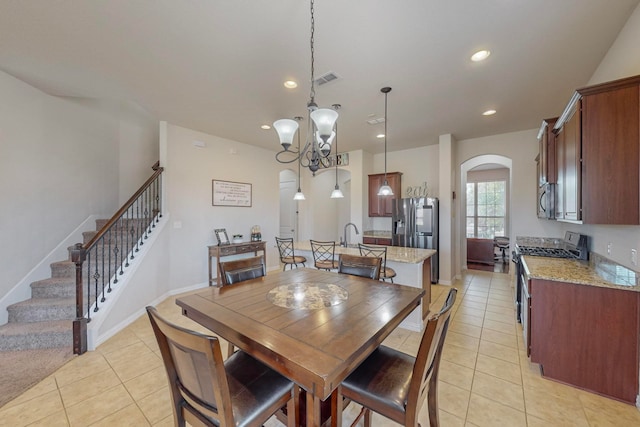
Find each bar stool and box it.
[358,243,397,283]
[310,240,339,270]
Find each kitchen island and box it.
[292,241,436,332]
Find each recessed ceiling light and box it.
[261,124,271,130]
[284,80,298,89]
[376,134,385,139]
[482,109,497,116]
[471,50,491,62]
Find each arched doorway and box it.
[460,155,512,272]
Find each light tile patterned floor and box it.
[2,269,640,426]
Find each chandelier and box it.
[273,0,338,177]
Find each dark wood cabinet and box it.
[537,117,558,185]
[555,102,581,221]
[368,172,401,217]
[362,236,392,246]
[528,278,640,403]
[580,81,640,224]
[552,74,640,224]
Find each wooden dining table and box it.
[176,267,425,427]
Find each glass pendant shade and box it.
[310,109,339,142]
[377,180,394,196]
[293,189,306,200]
[273,119,299,150]
[330,185,344,199]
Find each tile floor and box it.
[2,269,640,426]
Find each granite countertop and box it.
[523,255,639,292]
[363,230,392,239]
[294,241,435,264]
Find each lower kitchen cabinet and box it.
[362,237,392,246]
[528,278,639,403]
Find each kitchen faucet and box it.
[342,223,360,247]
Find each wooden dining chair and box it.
[358,243,397,283]
[218,255,266,357]
[341,288,458,427]
[146,306,298,427]
[310,240,339,270]
[275,237,307,271]
[219,255,266,286]
[338,253,382,280]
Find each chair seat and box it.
[381,266,396,280]
[223,351,295,427]
[316,260,339,270]
[282,255,307,264]
[341,345,414,424]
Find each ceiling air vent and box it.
[315,71,340,86]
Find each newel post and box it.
[71,243,87,354]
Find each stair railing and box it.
[71,162,164,354]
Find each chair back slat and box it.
[358,243,388,268]
[338,254,382,280]
[405,288,457,425]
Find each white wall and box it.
[164,124,283,285]
[370,145,440,231]
[0,70,158,301]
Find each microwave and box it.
[537,183,555,219]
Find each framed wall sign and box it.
[214,228,230,246]
[212,180,252,207]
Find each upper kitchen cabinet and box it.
[368,172,402,217]
[537,117,558,186]
[555,102,581,221]
[553,74,640,225]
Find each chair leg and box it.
[286,386,300,427]
[363,408,372,427]
[427,384,439,427]
[226,342,235,358]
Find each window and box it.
[466,180,506,238]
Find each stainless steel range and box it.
[513,231,589,323]
[517,231,589,260]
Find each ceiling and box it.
[0,0,638,154]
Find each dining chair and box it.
[219,255,265,286]
[338,253,382,280]
[341,288,458,427]
[146,306,298,427]
[218,255,266,357]
[310,239,339,270]
[358,243,397,283]
[275,237,307,271]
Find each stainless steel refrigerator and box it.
[392,197,439,283]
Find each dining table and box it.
[175,267,425,427]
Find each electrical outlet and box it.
[607,242,612,255]
[632,249,638,266]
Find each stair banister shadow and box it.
[72,162,164,354]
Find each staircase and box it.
[0,220,139,352]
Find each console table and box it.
[208,241,267,286]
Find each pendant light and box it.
[377,87,394,196]
[330,105,344,199]
[274,0,338,176]
[292,117,306,200]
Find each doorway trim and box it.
[459,155,513,271]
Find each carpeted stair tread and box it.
[0,320,73,351]
[8,297,75,322]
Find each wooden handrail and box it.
[83,166,164,250]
